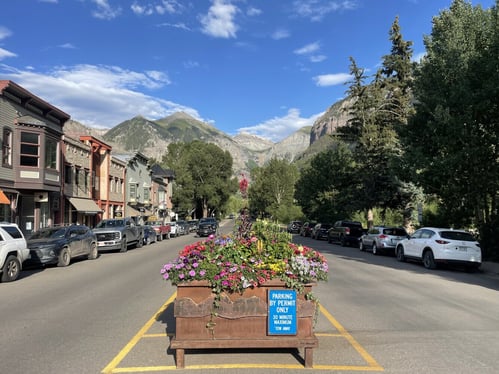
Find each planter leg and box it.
[304,347,314,368]
[175,349,185,369]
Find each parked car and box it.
[327,220,364,247]
[144,219,170,241]
[359,226,409,255]
[312,223,332,240]
[197,217,218,237]
[0,223,29,282]
[395,227,482,271]
[287,221,303,234]
[169,222,179,237]
[93,217,143,252]
[176,220,189,235]
[299,222,316,237]
[26,224,98,267]
[143,225,157,245]
[188,220,199,232]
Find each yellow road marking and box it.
[101,292,177,374]
[102,293,384,372]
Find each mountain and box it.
[64,112,312,175]
[310,97,352,145]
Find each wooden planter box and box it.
[169,280,318,368]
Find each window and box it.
[75,168,80,185]
[64,164,72,184]
[2,128,12,167]
[129,184,136,199]
[45,137,58,169]
[143,187,150,201]
[20,132,39,167]
[84,170,89,193]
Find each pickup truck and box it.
[327,220,364,247]
[93,217,144,252]
[144,219,171,241]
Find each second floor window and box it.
[143,187,150,201]
[129,184,136,199]
[2,128,12,167]
[20,132,39,167]
[45,137,58,169]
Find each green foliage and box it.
[160,141,238,218]
[248,158,299,220]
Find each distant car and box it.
[176,220,189,235]
[0,223,29,282]
[327,220,364,247]
[312,223,333,240]
[197,217,218,237]
[395,227,482,271]
[26,225,98,267]
[188,220,199,232]
[143,225,157,245]
[287,221,303,234]
[144,220,170,241]
[360,226,408,255]
[299,222,316,237]
[169,222,179,237]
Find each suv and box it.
[197,217,218,237]
[26,224,98,267]
[395,227,482,271]
[0,223,29,282]
[287,221,303,234]
[327,220,365,247]
[360,226,408,255]
[312,223,332,240]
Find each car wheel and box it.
[57,248,71,267]
[88,243,98,260]
[136,236,143,248]
[396,246,406,262]
[157,234,162,241]
[340,236,346,247]
[372,243,378,255]
[359,241,365,251]
[145,236,151,245]
[1,255,21,282]
[120,238,128,252]
[423,250,437,269]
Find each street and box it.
[1,220,498,373]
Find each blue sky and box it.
[0,0,494,142]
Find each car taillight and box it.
[345,228,350,235]
[379,234,388,239]
[435,239,450,244]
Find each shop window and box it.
[45,137,58,169]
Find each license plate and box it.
[458,246,468,252]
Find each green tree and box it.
[248,158,300,222]
[161,141,238,218]
[294,143,356,222]
[404,0,498,257]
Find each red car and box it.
[145,220,170,241]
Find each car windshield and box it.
[95,220,124,228]
[30,227,67,239]
[384,228,407,236]
[440,231,476,241]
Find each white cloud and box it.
[0,26,13,40]
[200,0,239,38]
[92,0,122,20]
[271,29,290,40]
[58,43,76,49]
[131,0,182,16]
[313,72,351,86]
[0,64,200,128]
[294,41,320,55]
[246,7,262,16]
[310,55,326,62]
[237,108,322,142]
[292,0,358,22]
[0,48,17,61]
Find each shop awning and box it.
[69,197,102,214]
[0,190,9,204]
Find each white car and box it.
[395,227,481,271]
[0,223,30,282]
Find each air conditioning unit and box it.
[34,192,49,202]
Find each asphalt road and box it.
[1,220,498,374]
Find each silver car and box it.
[359,226,408,255]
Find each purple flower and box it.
[192,262,199,268]
[189,270,196,277]
[179,273,185,279]
[199,270,206,276]
[162,273,169,280]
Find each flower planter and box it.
[169,280,318,368]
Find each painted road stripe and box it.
[102,293,384,372]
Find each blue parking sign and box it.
[268,290,297,335]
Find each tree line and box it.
[160,1,498,260]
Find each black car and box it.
[26,225,98,267]
[197,217,218,237]
[143,225,157,245]
[312,223,333,240]
[299,222,316,237]
[287,221,303,234]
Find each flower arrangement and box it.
[160,215,328,310]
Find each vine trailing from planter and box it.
[160,215,329,323]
